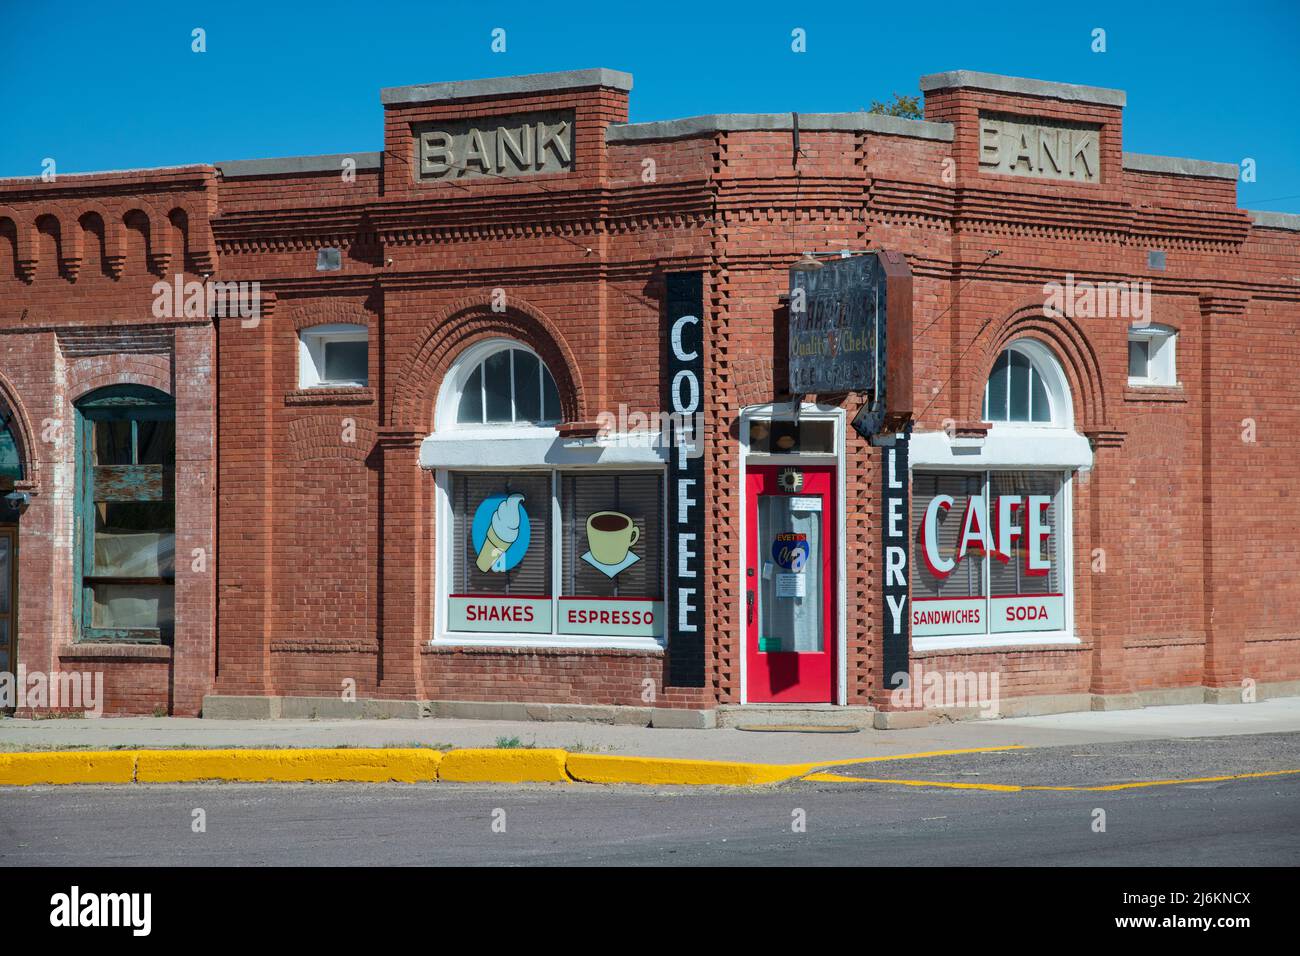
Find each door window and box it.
[757,494,823,652]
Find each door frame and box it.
[0,524,16,710]
[737,403,846,705]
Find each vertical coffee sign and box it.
[666,272,705,687]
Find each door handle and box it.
[746,589,754,624]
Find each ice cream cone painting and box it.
[470,493,529,573]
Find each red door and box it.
[745,465,836,703]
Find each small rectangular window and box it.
[1128,339,1150,380]
[1128,328,1176,387]
[747,418,836,455]
[298,324,369,388]
[323,340,368,384]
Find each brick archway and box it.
[969,302,1110,431]
[390,295,587,431]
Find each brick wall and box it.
[4,71,1298,716]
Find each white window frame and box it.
[982,339,1072,427]
[909,467,1078,652]
[428,337,674,648]
[432,465,669,650]
[436,337,561,430]
[1127,324,1177,387]
[912,338,1082,650]
[298,323,368,388]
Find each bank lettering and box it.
[979,115,1101,184]
[416,111,574,181]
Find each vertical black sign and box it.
[666,272,705,687]
[881,432,910,692]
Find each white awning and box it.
[419,428,670,470]
[910,426,1093,471]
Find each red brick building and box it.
[2,68,1297,724]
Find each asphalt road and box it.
[4,732,1298,866]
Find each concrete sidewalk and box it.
[3,698,1299,763]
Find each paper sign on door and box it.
[775,573,806,598]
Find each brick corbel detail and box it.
[952,421,990,439]
[556,419,603,438]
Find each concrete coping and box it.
[1249,210,1300,232]
[381,68,633,106]
[919,70,1126,108]
[1123,151,1238,181]
[606,111,954,144]
[0,163,213,185]
[215,152,382,178]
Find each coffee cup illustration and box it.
[586,511,639,567]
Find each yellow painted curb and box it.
[567,753,824,786]
[437,748,569,783]
[135,748,442,783]
[565,746,1026,787]
[0,750,137,785]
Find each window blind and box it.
[450,472,551,595]
[560,472,663,599]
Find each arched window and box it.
[982,340,1072,427]
[0,398,24,487]
[448,340,561,427]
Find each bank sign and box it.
[788,253,887,395]
[414,110,575,181]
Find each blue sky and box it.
[2,0,1298,211]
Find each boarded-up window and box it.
[75,385,176,643]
